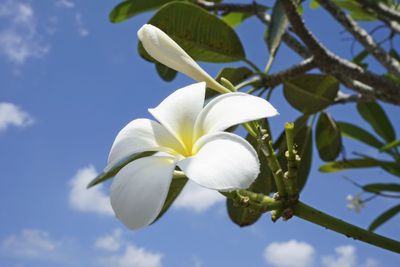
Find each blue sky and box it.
[0,0,399,267]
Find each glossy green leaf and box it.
[153,171,188,222]
[109,0,178,23]
[144,2,245,63]
[206,67,253,99]
[283,74,339,114]
[266,0,288,57]
[316,112,342,161]
[357,102,396,142]
[155,63,177,82]
[87,151,155,188]
[319,158,382,173]
[227,198,262,227]
[380,139,400,152]
[337,122,384,150]
[222,12,253,28]
[369,204,400,231]
[363,183,400,193]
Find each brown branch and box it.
[281,0,400,105]
[334,91,373,105]
[357,0,400,24]
[317,0,400,77]
[266,57,316,87]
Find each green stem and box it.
[294,201,400,253]
[264,55,274,74]
[284,122,299,198]
[258,131,287,199]
[222,189,284,212]
[243,58,262,73]
[236,76,262,91]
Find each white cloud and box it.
[99,244,163,267]
[264,240,315,267]
[0,102,34,132]
[322,245,378,267]
[173,181,224,212]
[68,165,113,216]
[0,0,49,64]
[1,229,57,259]
[95,229,123,252]
[55,0,75,9]
[75,12,88,37]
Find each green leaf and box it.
[381,162,400,177]
[206,67,253,99]
[155,63,177,82]
[309,0,320,9]
[227,198,262,227]
[380,139,400,152]
[316,112,342,161]
[145,2,245,62]
[109,0,178,23]
[319,158,382,173]
[357,102,396,142]
[87,151,155,188]
[363,183,400,193]
[337,122,384,150]
[283,74,339,114]
[222,12,253,28]
[266,0,289,58]
[334,0,377,21]
[153,171,188,222]
[369,204,400,231]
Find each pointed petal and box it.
[149,82,205,152]
[137,24,229,93]
[194,92,278,138]
[110,156,176,229]
[177,132,259,191]
[108,119,184,167]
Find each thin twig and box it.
[317,0,400,76]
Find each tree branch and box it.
[357,0,400,24]
[266,57,316,87]
[333,91,373,105]
[281,0,400,105]
[317,0,400,77]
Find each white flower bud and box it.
[137,24,229,94]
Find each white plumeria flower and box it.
[346,194,364,213]
[108,82,278,229]
[137,24,230,94]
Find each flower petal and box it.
[149,82,205,153]
[177,132,259,191]
[194,92,278,138]
[137,24,229,93]
[108,119,184,167]
[110,156,176,229]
